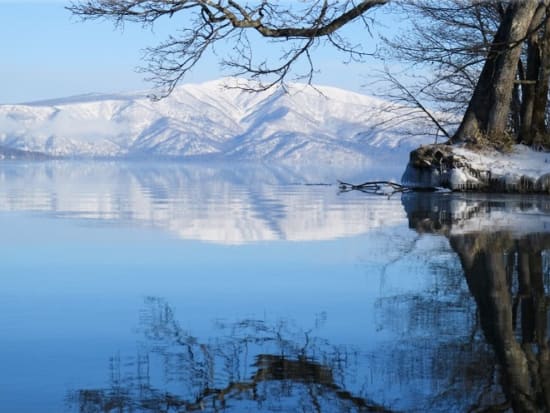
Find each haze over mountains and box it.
[0,78,434,163]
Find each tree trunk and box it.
[520,5,550,146]
[520,7,545,145]
[452,2,540,143]
[532,8,550,147]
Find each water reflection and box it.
[67,298,390,413]
[0,161,404,243]
[402,193,550,412]
[62,191,550,413]
[5,161,550,412]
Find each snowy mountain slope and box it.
[0,78,435,162]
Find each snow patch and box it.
[402,144,549,192]
[454,145,549,181]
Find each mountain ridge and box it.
[0,78,434,163]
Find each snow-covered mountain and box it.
[0,78,435,163]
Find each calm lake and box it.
[1,161,549,413]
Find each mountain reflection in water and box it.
[0,161,404,244]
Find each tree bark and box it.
[520,6,546,144]
[532,8,550,146]
[453,2,540,143]
[519,5,550,146]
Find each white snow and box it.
[0,78,436,164]
[454,145,549,181]
[449,168,474,190]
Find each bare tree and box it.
[382,1,550,150]
[68,0,387,96]
[69,0,550,150]
[377,1,502,132]
[454,1,546,146]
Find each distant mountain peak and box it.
[0,78,434,162]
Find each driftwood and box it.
[338,180,412,196]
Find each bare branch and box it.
[68,0,388,95]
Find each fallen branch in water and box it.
[338,180,412,197]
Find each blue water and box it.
[0,161,548,412]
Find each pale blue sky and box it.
[0,1,393,104]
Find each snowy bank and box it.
[401,144,550,193]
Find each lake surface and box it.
[0,161,549,413]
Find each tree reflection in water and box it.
[402,193,550,412]
[67,297,392,413]
[66,193,550,413]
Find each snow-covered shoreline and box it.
[454,144,549,181]
[402,144,550,193]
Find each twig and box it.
[338,180,413,197]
